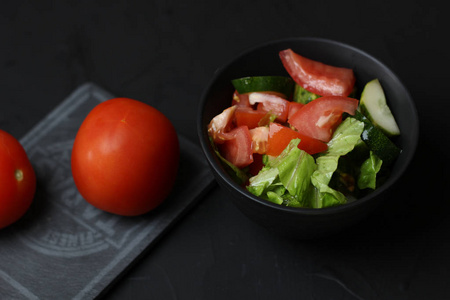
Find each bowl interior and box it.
[198,37,418,216]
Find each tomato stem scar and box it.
[15,169,24,181]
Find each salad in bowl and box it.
[207,48,401,209]
[198,38,418,239]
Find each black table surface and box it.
[1,1,448,299]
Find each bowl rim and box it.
[198,36,419,216]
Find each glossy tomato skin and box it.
[288,96,359,142]
[287,102,304,119]
[218,125,253,168]
[234,107,267,129]
[0,130,36,229]
[279,49,355,97]
[248,92,290,123]
[71,98,179,216]
[267,123,327,156]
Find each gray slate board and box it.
[0,83,215,299]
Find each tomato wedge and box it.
[248,92,290,123]
[279,49,355,97]
[234,107,268,129]
[267,123,327,156]
[219,126,253,168]
[208,105,237,144]
[249,126,269,154]
[231,90,251,107]
[288,96,359,142]
[288,102,304,119]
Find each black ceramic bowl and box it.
[197,37,419,239]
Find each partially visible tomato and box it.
[218,125,253,168]
[71,98,179,216]
[0,130,36,229]
[267,123,327,156]
[288,96,359,142]
[279,49,355,97]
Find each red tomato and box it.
[234,107,267,129]
[231,91,251,107]
[288,102,304,119]
[0,130,36,229]
[219,126,253,168]
[279,49,355,97]
[71,98,179,216]
[249,92,290,123]
[267,123,327,156]
[249,126,269,154]
[288,96,359,142]
[208,105,237,144]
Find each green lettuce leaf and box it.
[278,145,316,198]
[247,139,316,207]
[311,117,365,208]
[327,117,365,155]
[246,166,279,196]
[246,139,300,196]
[358,151,383,190]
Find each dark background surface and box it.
[1,1,449,299]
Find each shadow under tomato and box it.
[10,176,51,232]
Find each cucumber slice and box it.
[292,84,320,104]
[231,76,295,98]
[351,111,401,166]
[360,79,400,136]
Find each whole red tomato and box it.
[0,129,36,229]
[71,98,179,216]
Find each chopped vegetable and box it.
[293,84,320,104]
[232,76,295,99]
[267,123,327,156]
[358,151,383,190]
[287,96,359,142]
[360,78,400,136]
[350,111,401,166]
[279,49,356,97]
